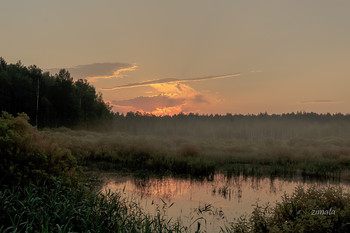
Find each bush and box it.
[0,111,78,186]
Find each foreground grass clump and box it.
[227,186,350,233]
[0,181,187,233]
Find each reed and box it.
[0,181,190,233]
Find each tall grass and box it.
[0,181,191,233]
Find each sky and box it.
[1,0,350,115]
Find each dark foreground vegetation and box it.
[0,111,77,187]
[0,182,188,233]
[0,112,189,232]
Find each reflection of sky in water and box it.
[101,174,350,231]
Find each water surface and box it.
[100,173,350,231]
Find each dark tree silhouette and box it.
[0,58,113,128]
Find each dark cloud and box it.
[111,94,210,112]
[112,95,186,112]
[103,73,241,90]
[192,94,210,104]
[298,100,335,104]
[45,62,134,79]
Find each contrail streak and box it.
[102,73,241,90]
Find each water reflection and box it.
[100,173,350,231]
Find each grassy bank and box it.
[226,186,350,233]
[45,127,350,179]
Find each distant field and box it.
[45,116,350,179]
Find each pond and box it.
[100,173,350,232]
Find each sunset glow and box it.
[1,0,350,115]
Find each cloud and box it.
[102,73,241,90]
[297,100,336,104]
[105,72,239,115]
[112,95,185,112]
[150,82,199,98]
[192,94,210,104]
[45,62,137,82]
[111,82,213,115]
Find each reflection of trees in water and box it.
[131,174,283,202]
[132,177,197,200]
[104,173,348,204]
[210,175,290,201]
[212,176,242,201]
[211,175,346,201]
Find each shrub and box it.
[0,111,78,186]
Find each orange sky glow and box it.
[2,0,350,115]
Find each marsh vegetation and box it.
[46,114,350,180]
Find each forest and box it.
[0,57,113,128]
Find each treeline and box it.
[109,111,350,141]
[116,111,350,121]
[0,58,113,128]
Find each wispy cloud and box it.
[86,64,138,82]
[102,73,241,90]
[297,99,336,104]
[45,62,137,81]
